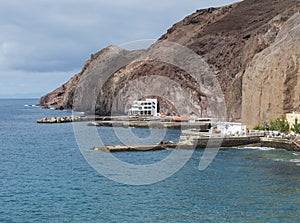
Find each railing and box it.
[247,131,265,137]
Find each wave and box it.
[240,147,275,151]
[289,159,300,163]
[273,158,300,164]
[273,158,286,162]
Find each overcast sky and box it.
[0,0,240,98]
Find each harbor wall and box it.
[260,137,300,152]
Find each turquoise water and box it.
[0,99,300,222]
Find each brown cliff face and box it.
[40,0,300,125]
[242,12,300,127]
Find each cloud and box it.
[0,0,239,97]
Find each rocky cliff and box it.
[242,12,300,127]
[40,0,300,127]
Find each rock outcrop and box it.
[40,0,300,126]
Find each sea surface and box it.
[0,99,300,222]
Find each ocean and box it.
[0,99,299,222]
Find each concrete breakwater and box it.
[88,121,207,129]
[260,137,300,152]
[93,136,262,152]
[37,115,174,124]
[193,136,262,148]
[37,115,210,129]
[37,115,130,124]
[93,136,300,153]
[93,142,178,152]
[37,116,105,123]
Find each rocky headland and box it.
[40,0,300,128]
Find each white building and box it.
[128,99,158,116]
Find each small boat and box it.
[172,117,189,122]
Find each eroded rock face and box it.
[40,46,145,111]
[40,0,300,124]
[242,12,300,127]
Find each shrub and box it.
[253,124,264,130]
[291,118,300,134]
[269,116,289,134]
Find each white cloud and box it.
[0,0,239,97]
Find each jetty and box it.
[37,115,170,124]
[87,121,209,129]
[92,135,300,153]
[92,135,263,152]
[93,142,178,152]
[37,115,211,129]
[36,115,109,123]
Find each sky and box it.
[0,0,240,98]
